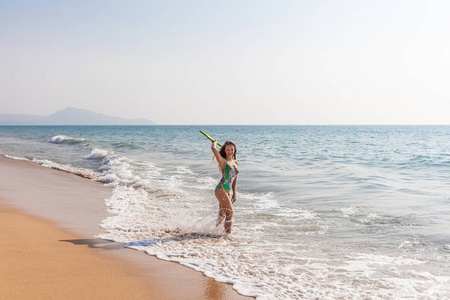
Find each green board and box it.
[199,130,222,147]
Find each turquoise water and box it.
[1,125,449,299]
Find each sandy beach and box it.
[0,156,253,300]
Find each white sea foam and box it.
[100,181,450,300]
[32,158,97,180]
[100,171,448,299]
[241,192,280,210]
[194,176,217,190]
[399,240,427,249]
[3,154,30,161]
[339,206,359,216]
[276,208,317,220]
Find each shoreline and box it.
[0,156,253,300]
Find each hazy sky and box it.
[1,0,449,125]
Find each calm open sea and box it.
[0,125,449,299]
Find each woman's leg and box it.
[215,188,233,234]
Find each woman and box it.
[211,140,239,234]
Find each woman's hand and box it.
[212,140,217,148]
[231,194,237,203]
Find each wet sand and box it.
[0,156,253,300]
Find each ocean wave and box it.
[242,192,280,210]
[338,207,424,231]
[96,154,145,187]
[49,135,86,144]
[32,158,99,181]
[86,148,109,159]
[112,141,141,149]
[3,154,30,161]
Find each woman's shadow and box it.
[59,238,125,250]
[60,232,224,250]
[124,232,224,248]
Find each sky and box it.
[1,0,449,125]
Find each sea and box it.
[0,125,449,299]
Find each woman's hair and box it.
[219,140,237,160]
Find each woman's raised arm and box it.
[211,141,226,169]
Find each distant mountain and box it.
[0,107,155,125]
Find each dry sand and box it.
[0,156,253,300]
[0,203,160,299]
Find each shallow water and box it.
[1,125,449,299]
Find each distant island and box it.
[0,107,155,125]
